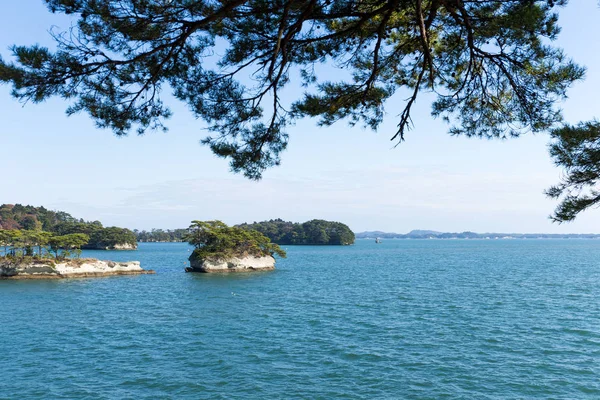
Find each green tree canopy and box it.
[186,220,286,260]
[546,121,600,222]
[0,230,21,255]
[1,229,91,260]
[0,0,582,181]
[136,228,188,242]
[238,218,355,245]
[49,233,90,258]
[20,230,54,257]
[20,215,42,231]
[0,204,137,249]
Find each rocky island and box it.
[0,259,153,280]
[0,230,152,280]
[184,220,286,273]
[0,204,138,250]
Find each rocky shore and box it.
[0,259,154,279]
[185,255,276,273]
[84,243,138,250]
[104,243,137,250]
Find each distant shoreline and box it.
[355,234,600,240]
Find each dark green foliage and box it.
[92,227,136,248]
[0,203,76,230]
[0,230,16,255]
[0,229,89,260]
[186,220,286,261]
[136,228,188,242]
[20,215,42,230]
[17,230,54,257]
[237,219,355,245]
[0,0,582,179]
[546,121,600,222]
[0,204,136,249]
[53,221,137,249]
[49,233,90,259]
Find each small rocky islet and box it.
[184,220,285,273]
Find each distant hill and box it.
[138,219,356,245]
[0,204,137,249]
[406,230,443,236]
[237,219,355,245]
[135,228,188,242]
[355,231,389,238]
[355,230,600,239]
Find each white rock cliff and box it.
[186,255,276,273]
[102,243,137,250]
[0,259,153,279]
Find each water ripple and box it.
[2,240,600,398]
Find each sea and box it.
[1,239,599,399]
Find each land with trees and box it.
[0,204,137,250]
[0,1,597,221]
[0,229,90,260]
[237,219,355,245]
[138,219,355,245]
[0,228,151,279]
[186,220,286,267]
[135,229,187,243]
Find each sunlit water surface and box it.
[2,240,600,399]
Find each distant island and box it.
[0,204,137,250]
[137,219,356,246]
[135,228,187,243]
[184,220,286,273]
[237,219,355,245]
[356,230,600,239]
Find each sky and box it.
[1,1,600,233]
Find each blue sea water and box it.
[1,239,600,399]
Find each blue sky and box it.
[1,1,600,233]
